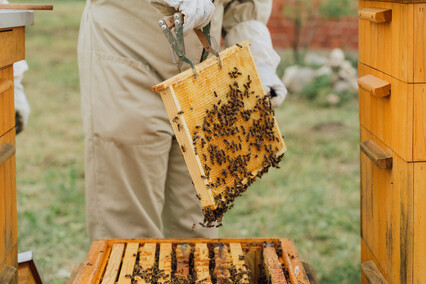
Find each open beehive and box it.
[70,238,313,284]
[153,42,286,226]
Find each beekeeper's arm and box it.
[223,0,287,108]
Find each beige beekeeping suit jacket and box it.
[78,0,280,241]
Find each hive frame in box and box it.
[70,238,312,284]
[153,41,287,210]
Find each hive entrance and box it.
[153,42,286,227]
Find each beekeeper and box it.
[78,0,287,241]
[1,0,30,134]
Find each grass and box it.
[15,1,360,283]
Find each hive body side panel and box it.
[414,163,426,282]
[414,4,426,82]
[414,85,426,161]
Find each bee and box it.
[192,224,196,231]
[214,91,218,97]
[189,106,193,111]
[181,145,186,152]
[177,111,184,115]
[236,43,243,48]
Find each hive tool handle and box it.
[159,13,222,78]
[159,13,197,78]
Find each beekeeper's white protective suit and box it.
[78,0,287,241]
[1,0,30,134]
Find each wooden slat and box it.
[117,243,139,284]
[158,243,172,284]
[301,262,319,284]
[414,3,426,82]
[0,27,25,68]
[0,4,53,10]
[361,240,391,284]
[414,85,426,161]
[361,261,388,284]
[280,239,310,284]
[175,244,191,281]
[229,243,249,283]
[357,75,391,98]
[194,243,211,283]
[359,8,392,23]
[135,243,156,284]
[0,265,16,284]
[360,140,393,169]
[101,243,125,284]
[263,245,286,284]
[0,78,12,96]
[414,163,426,282]
[214,243,231,283]
[0,143,15,167]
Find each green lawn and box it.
[15,1,360,283]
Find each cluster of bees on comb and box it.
[185,67,285,228]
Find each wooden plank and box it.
[175,244,191,281]
[153,41,286,214]
[301,262,319,284]
[69,241,108,284]
[361,240,392,284]
[229,243,249,283]
[358,1,413,82]
[101,243,125,284]
[134,243,157,284]
[214,243,231,283]
[194,243,211,283]
[357,75,391,98]
[158,243,172,284]
[0,4,53,10]
[263,245,286,284]
[0,265,16,284]
[0,78,12,95]
[280,239,310,284]
[0,143,15,167]
[358,8,392,23]
[414,163,426,282]
[0,27,25,68]
[359,63,414,161]
[117,243,139,284]
[414,4,426,82]
[362,261,389,284]
[360,140,393,169]
[414,85,426,161]
[360,127,414,284]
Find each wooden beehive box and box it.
[153,42,286,225]
[70,238,314,284]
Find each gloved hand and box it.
[257,63,288,109]
[149,0,215,35]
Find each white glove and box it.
[257,64,287,109]
[150,0,215,35]
[13,60,30,134]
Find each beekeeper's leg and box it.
[162,138,218,238]
[78,9,173,241]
